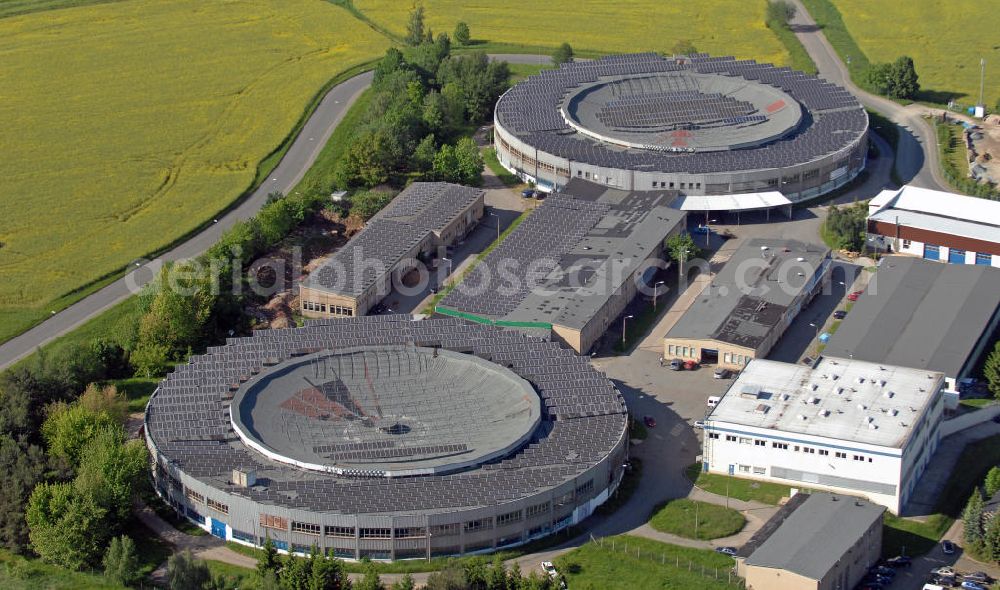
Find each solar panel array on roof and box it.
[495,53,866,173]
[146,316,627,514]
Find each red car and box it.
[846,290,863,301]
[643,416,656,428]
[683,360,699,370]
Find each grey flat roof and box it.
[744,492,885,580]
[823,257,1000,378]
[304,183,482,296]
[441,179,686,331]
[665,238,830,349]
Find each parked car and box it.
[713,367,731,379]
[942,540,955,554]
[833,309,847,320]
[886,555,911,567]
[643,416,656,428]
[693,420,705,429]
[684,359,699,370]
[961,582,987,590]
[521,188,535,198]
[963,573,992,584]
[714,546,737,556]
[847,290,863,301]
[871,566,895,578]
[801,356,815,366]
[932,566,956,577]
[541,562,558,578]
[669,358,683,371]
[707,396,722,408]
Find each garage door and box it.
[923,244,940,261]
[948,248,966,264]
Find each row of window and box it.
[723,352,752,366]
[302,301,354,316]
[270,511,566,539]
[710,433,874,463]
[737,464,768,476]
[651,180,703,190]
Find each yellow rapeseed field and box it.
[0,0,387,341]
[355,0,789,66]
[830,0,999,106]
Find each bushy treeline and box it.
[962,466,1000,563]
[334,35,507,189]
[822,201,868,252]
[863,56,920,100]
[934,120,1000,201]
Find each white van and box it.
[707,396,722,408]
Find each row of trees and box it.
[962,466,1000,563]
[863,56,920,100]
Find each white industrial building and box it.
[866,185,1000,267]
[702,357,945,514]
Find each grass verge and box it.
[648,499,746,540]
[554,535,741,590]
[483,148,521,188]
[767,21,817,75]
[685,463,795,506]
[799,0,872,87]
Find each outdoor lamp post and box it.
[622,315,634,346]
[653,280,666,310]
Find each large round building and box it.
[495,53,868,207]
[145,315,628,559]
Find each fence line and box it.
[588,534,745,588]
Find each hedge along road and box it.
[0,54,553,371]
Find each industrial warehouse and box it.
[437,178,686,353]
[144,316,628,559]
[494,53,869,210]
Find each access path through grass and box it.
[649,499,746,540]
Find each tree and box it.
[454,22,471,45]
[0,434,46,552]
[26,482,108,570]
[392,574,416,590]
[983,339,1000,399]
[374,48,407,86]
[765,0,796,27]
[665,233,702,264]
[41,399,121,466]
[823,201,868,252]
[412,134,439,172]
[454,137,485,185]
[424,566,466,590]
[433,144,461,182]
[486,555,508,590]
[258,535,281,577]
[167,550,213,590]
[963,488,986,550]
[309,551,347,590]
[349,190,397,221]
[422,92,446,133]
[671,39,698,56]
[984,511,1000,562]
[986,466,1000,498]
[103,534,141,587]
[77,383,128,424]
[405,5,425,46]
[865,57,920,99]
[75,431,148,522]
[282,553,310,590]
[356,563,384,590]
[129,340,171,378]
[552,42,574,65]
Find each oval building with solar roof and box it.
[494,53,868,209]
[145,316,628,559]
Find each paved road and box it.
[787,0,949,192]
[0,54,551,371]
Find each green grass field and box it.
[554,535,741,590]
[0,0,388,344]
[0,550,124,590]
[649,499,746,540]
[355,0,789,66]
[823,0,1000,106]
[685,463,795,505]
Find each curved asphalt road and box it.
[787,0,949,191]
[0,55,551,370]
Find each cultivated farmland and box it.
[0,0,388,342]
[354,0,790,66]
[828,0,1000,106]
